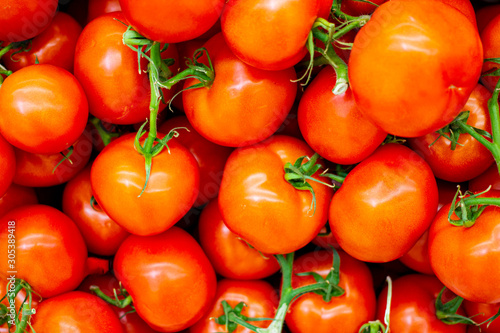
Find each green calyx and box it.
[447,186,498,228]
[89,283,134,310]
[435,287,477,325]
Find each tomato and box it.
[91,132,199,236]
[311,223,340,249]
[408,84,494,182]
[183,33,297,147]
[74,12,179,125]
[429,190,500,303]
[189,279,278,333]
[468,164,500,192]
[219,135,334,254]
[119,0,225,43]
[88,0,122,22]
[481,15,500,92]
[341,0,387,16]
[377,274,467,333]
[2,12,82,72]
[0,0,58,42]
[463,300,500,333]
[0,205,88,298]
[298,65,387,165]
[0,64,88,154]
[32,291,124,333]
[0,184,38,218]
[329,143,439,262]
[349,0,482,137]
[221,0,324,70]
[113,227,217,332]
[198,198,280,280]
[476,4,500,34]
[13,127,92,187]
[0,134,15,197]
[397,0,476,26]
[159,116,233,207]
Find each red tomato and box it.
[298,65,387,165]
[377,274,467,332]
[74,13,179,125]
[463,300,500,333]
[408,84,494,182]
[32,291,124,333]
[341,0,387,16]
[396,0,476,26]
[0,0,58,42]
[2,12,82,72]
[0,184,38,218]
[349,0,482,137]
[198,198,280,280]
[0,134,15,197]
[63,166,129,256]
[481,15,500,92]
[119,0,224,43]
[311,223,341,249]
[0,64,88,154]
[159,116,233,207]
[183,33,297,147]
[114,227,217,332]
[91,132,199,236]
[219,135,334,254]
[286,250,376,333]
[189,279,278,333]
[87,0,122,22]
[476,5,500,34]
[468,164,500,192]
[329,144,439,262]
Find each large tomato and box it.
[0,134,15,197]
[87,0,122,22]
[463,300,500,333]
[349,0,482,137]
[183,33,297,147]
[0,64,88,154]
[481,14,500,92]
[0,184,37,218]
[219,135,334,254]
[329,143,439,262]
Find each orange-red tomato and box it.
[481,14,500,92]
[476,4,500,34]
[87,0,122,22]
[463,300,500,333]
[0,184,37,218]
[469,164,500,192]
[0,134,15,197]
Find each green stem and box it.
[461,197,500,207]
[89,285,133,309]
[89,117,120,147]
[331,0,359,21]
[0,43,15,59]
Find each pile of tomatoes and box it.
[1,0,500,332]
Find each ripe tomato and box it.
[189,279,278,333]
[468,164,500,192]
[219,135,334,254]
[32,291,124,333]
[198,198,280,280]
[286,250,376,333]
[463,300,500,333]
[0,0,58,42]
[183,33,297,147]
[341,0,387,16]
[397,0,476,26]
[349,0,482,137]
[0,134,15,197]
[408,84,494,182]
[119,0,224,43]
[91,132,199,236]
[0,64,88,154]
[476,4,500,34]
[0,184,38,218]
[329,144,439,262]
[114,227,217,332]
[87,0,122,22]
[298,65,387,165]
[2,12,82,72]
[481,14,500,92]
[377,274,467,333]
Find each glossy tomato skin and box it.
[63,166,129,256]
[468,164,500,192]
[0,184,38,218]
[190,279,278,333]
[298,66,387,165]
[183,33,297,147]
[0,64,88,154]
[341,0,386,16]
[398,0,476,26]
[91,132,199,236]
[0,134,15,197]
[329,144,439,262]
[119,0,224,43]
[219,135,334,255]
[32,291,124,333]
[114,227,217,332]
[377,274,467,333]
[481,15,500,92]
[87,0,122,22]
[198,198,280,280]
[0,0,58,42]
[463,301,500,333]
[349,0,482,137]
[0,205,88,298]
[2,12,82,72]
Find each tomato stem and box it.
[89,285,133,309]
[0,279,38,333]
[89,116,120,147]
[0,42,15,60]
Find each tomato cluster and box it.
[1,0,500,332]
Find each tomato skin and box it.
[298,66,387,165]
[183,33,297,147]
[0,0,58,42]
[114,227,217,332]
[329,144,439,263]
[189,279,278,333]
[468,164,500,192]
[476,5,500,34]
[396,0,476,26]
[0,134,15,197]
[0,205,88,298]
[481,15,500,93]
[119,0,224,43]
[341,0,387,16]
[0,184,37,218]
[463,301,500,333]
[377,274,467,333]
[91,132,199,236]
[349,0,482,137]
[2,12,82,73]
[198,198,280,280]
[87,0,122,22]
[408,84,494,182]
[32,291,124,333]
